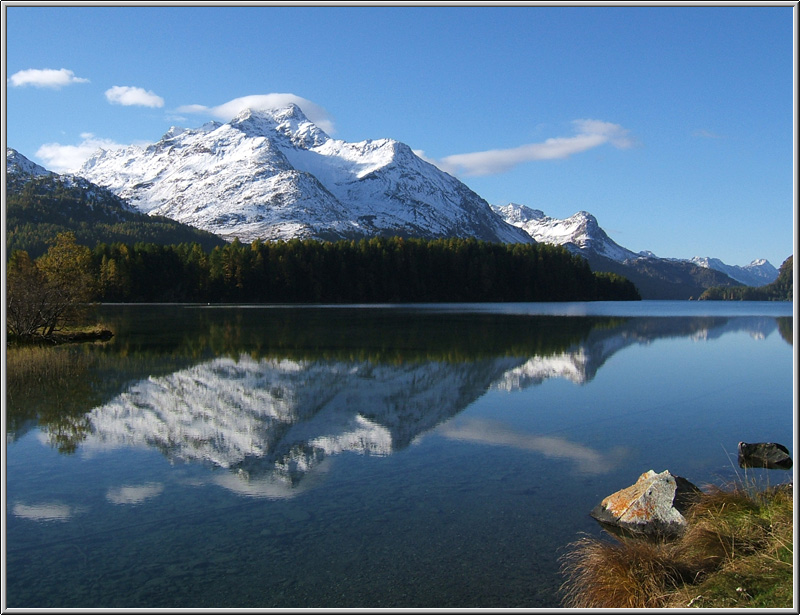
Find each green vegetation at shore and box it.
[559,480,794,608]
[699,256,793,301]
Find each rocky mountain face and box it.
[492,204,640,262]
[75,105,533,245]
[492,203,779,299]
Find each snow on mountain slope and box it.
[492,203,638,262]
[78,115,353,241]
[77,105,533,244]
[7,147,54,178]
[7,147,139,213]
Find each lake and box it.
[5,301,794,608]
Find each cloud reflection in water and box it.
[439,418,628,475]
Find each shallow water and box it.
[5,301,794,608]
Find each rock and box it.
[738,442,793,470]
[590,470,701,539]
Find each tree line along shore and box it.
[7,233,641,341]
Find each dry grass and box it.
[559,482,794,608]
[6,319,112,396]
[559,534,697,608]
[6,344,89,393]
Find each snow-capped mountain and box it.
[76,105,533,244]
[492,202,779,296]
[690,256,778,287]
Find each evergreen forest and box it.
[89,236,641,303]
[8,233,641,331]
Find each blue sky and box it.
[4,4,795,268]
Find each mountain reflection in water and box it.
[58,308,784,498]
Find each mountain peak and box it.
[232,102,305,122]
[229,104,329,148]
[572,210,595,221]
[492,203,546,225]
[569,210,601,234]
[6,148,53,178]
[493,204,638,262]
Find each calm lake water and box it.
[5,301,795,608]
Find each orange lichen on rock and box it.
[591,470,696,538]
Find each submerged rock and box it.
[590,470,701,539]
[738,441,793,470]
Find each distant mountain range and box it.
[7,105,783,299]
[491,204,779,299]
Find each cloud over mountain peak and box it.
[177,93,336,135]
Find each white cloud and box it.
[177,93,335,134]
[105,85,164,108]
[8,68,89,89]
[36,133,126,173]
[432,119,634,177]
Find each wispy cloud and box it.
[8,67,89,89]
[105,85,164,108]
[424,119,634,177]
[36,132,126,173]
[692,129,725,139]
[177,93,335,134]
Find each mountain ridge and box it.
[6,147,227,258]
[491,202,780,299]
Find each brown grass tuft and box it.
[559,535,694,608]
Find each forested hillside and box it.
[698,256,792,301]
[6,173,226,258]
